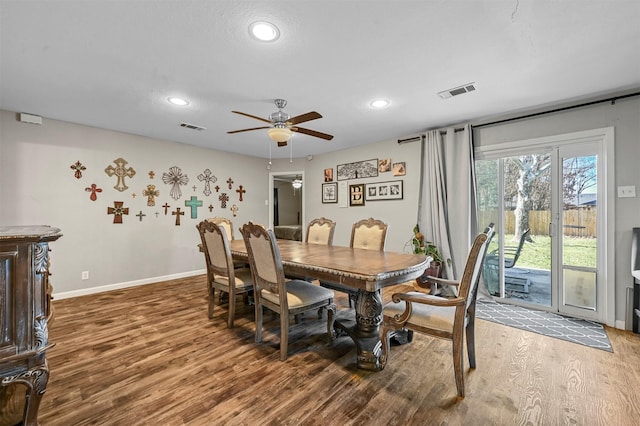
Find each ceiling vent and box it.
[180,122,206,131]
[437,82,477,99]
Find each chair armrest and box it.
[392,292,464,307]
[422,276,461,287]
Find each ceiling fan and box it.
[227,99,334,147]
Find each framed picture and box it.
[365,180,403,201]
[378,158,391,173]
[337,159,378,180]
[349,183,365,206]
[322,182,338,203]
[324,167,334,182]
[392,162,406,176]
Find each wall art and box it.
[105,158,136,192]
[349,183,365,206]
[185,195,203,219]
[337,159,378,180]
[85,183,102,201]
[142,184,159,206]
[162,166,189,200]
[172,207,185,225]
[392,162,406,176]
[324,168,334,182]
[378,158,391,173]
[71,161,86,179]
[322,182,338,203]
[107,201,129,224]
[365,180,403,201]
[236,185,246,201]
[197,168,217,196]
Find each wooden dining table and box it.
[228,238,429,370]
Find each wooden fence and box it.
[478,208,596,237]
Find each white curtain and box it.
[418,125,477,284]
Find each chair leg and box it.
[208,286,215,319]
[466,317,477,369]
[227,290,235,329]
[326,302,336,341]
[280,310,289,361]
[255,303,263,343]
[452,331,465,398]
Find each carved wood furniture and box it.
[0,225,62,425]
[305,217,336,245]
[197,220,253,328]
[240,222,336,361]
[379,225,495,398]
[228,237,427,370]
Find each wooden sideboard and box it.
[0,226,62,426]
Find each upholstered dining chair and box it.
[197,220,254,328]
[305,217,336,245]
[320,217,388,306]
[241,222,337,361]
[207,216,236,240]
[379,224,495,398]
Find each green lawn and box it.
[488,234,597,270]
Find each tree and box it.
[508,154,551,241]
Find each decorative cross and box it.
[107,201,129,224]
[142,184,160,206]
[230,204,239,217]
[192,185,197,192]
[136,211,146,222]
[184,195,203,219]
[227,178,234,189]
[162,203,171,215]
[105,158,136,192]
[85,183,102,201]
[236,185,246,202]
[149,171,155,179]
[197,168,217,196]
[155,212,160,218]
[172,207,185,226]
[219,193,229,209]
[162,166,189,200]
[208,204,214,212]
[71,161,86,179]
[215,185,220,193]
[131,193,137,198]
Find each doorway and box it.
[475,128,614,324]
[269,171,305,240]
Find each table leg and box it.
[333,289,384,371]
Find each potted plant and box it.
[411,225,444,289]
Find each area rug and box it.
[476,300,613,352]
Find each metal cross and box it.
[184,195,203,219]
[85,183,102,201]
[236,185,246,202]
[71,161,86,179]
[208,204,214,212]
[136,211,146,222]
[172,207,185,226]
[142,184,160,206]
[197,168,217,196]
[230,204,239,217]
[219,193,229,209]
[105,158,136,192]
[227,178,234,189]
[162,203,171,215]
[107,201,129,224]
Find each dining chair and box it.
[320,217,388,306]
[207,216,236,240]
[305,217,336,245]
[379,224,495,398]
[241,221,337,361]
[197,220,254,328]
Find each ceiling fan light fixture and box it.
[370,98,390,109]
[167,97,190,106]
[292,178,303,189]
[249,21,280,42]
[268,126,292,143]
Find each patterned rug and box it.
[476,300,612,352]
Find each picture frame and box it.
[337,159,378,180]
[324,167,334,182]
[365,180,403,201]
[322,182,338,203]
[349,183,365,206]
[392,162,406,176]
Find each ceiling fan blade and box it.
[292,126,334,140]
[227,126,271,134]
[287,111,322,126]
[231,111,272,124]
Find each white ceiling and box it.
[1,1,639,159]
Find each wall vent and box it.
[180,122,206,131]
[437,82,477,99]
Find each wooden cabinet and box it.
[0,226,62,426]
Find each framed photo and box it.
[324,167,334,182]
[337,159,378,180]
[392,162,406,176]
[322,182,338,203]
[378,158,391,173]
[365,180,403,201]
[349,183,365,206]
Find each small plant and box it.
[412,225,443,263]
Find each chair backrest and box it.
[457,224,496,309]
[197,220,234,279]
[350,217,388,251]
[306,217,336,245]
[241,222,285,301]
[207,216,235,240]
[508,228,530,265]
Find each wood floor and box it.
[34,275,640,425]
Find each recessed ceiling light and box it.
[370,99,391,109]
[249,21,280,42]
[167,97,190,106]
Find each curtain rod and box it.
[473,91,640,129]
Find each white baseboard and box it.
[53,269,206,300]
[614,319,626,330]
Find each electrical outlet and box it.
[81,271,89,280]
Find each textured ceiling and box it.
[1,1,639,159]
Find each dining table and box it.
[228,238,429,371]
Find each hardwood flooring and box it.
[34,275,640,425]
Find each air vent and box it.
[437,82,477,99]
[180,122,206,131]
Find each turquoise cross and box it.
[184,195,203,219]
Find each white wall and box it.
[0,110,269,298]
